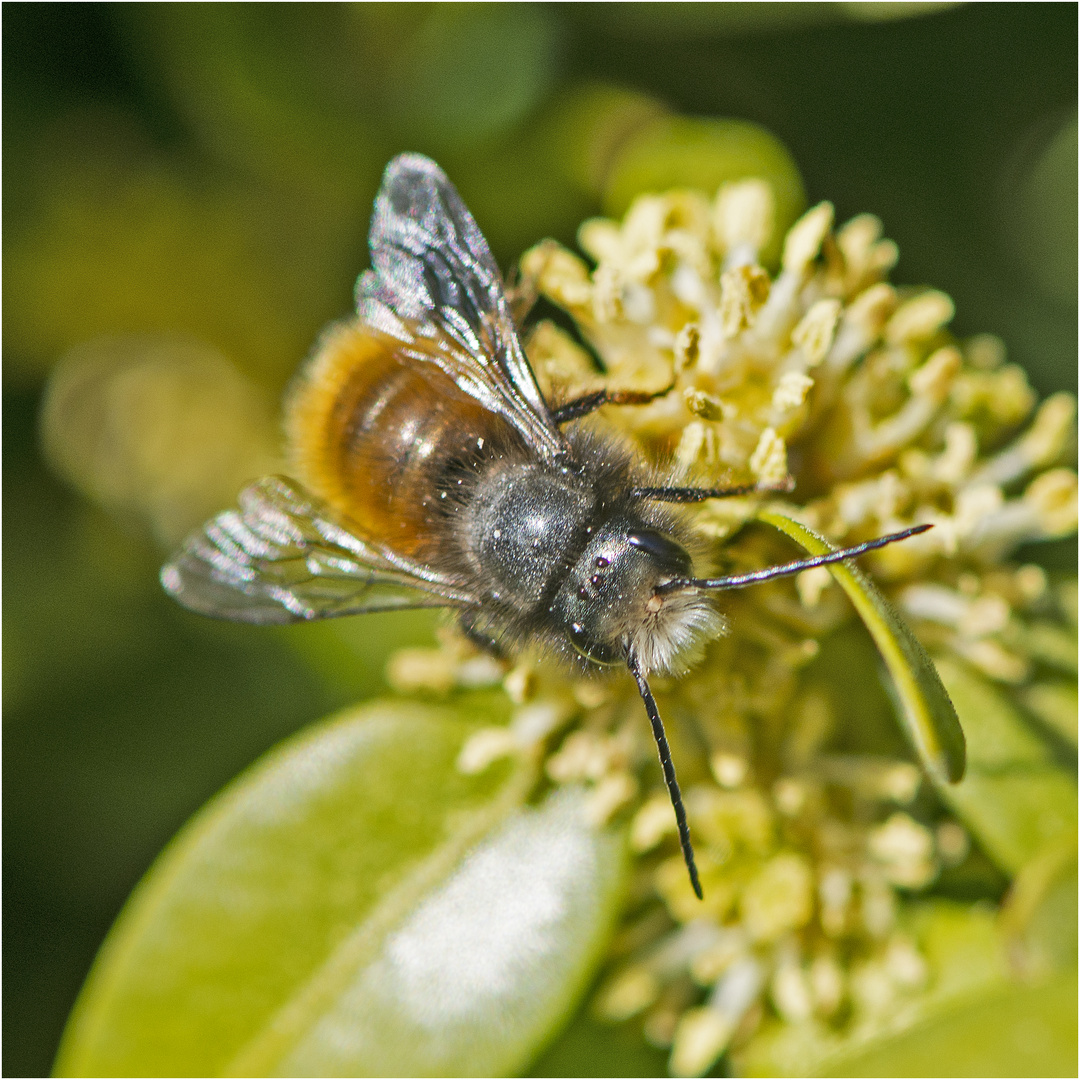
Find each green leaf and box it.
[1018,679,1079,747]
[1002,845,1078,972]
[757,510,966,784]
[1006,618,1079,675]
[56,700,627,1077]
[528,1010,669,1077]
[824,971,1078,1078]
[933,657,1078,876]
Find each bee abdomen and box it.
[286,319,511,561]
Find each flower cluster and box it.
[389,181,1077,1075]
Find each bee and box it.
[162,154,929,898]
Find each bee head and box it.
[551,518,699,668]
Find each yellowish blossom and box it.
[394,179,1077,1076]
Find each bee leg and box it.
[630,477,795,501]
[553,386,673,425]
[457,610,507,659]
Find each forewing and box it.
[357,153,566,460]
[161,476,475,624]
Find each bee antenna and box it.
[626,648,703,900]
[657,523,932,595]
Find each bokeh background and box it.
[4,3,1076,1075]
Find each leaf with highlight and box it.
[55,700,626,1078]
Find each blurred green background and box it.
[3,3,1076,1075]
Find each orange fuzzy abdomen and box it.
[285,320,507,562]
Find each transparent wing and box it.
[161,476,476,624]
[357,153,567,461]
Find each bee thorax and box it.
[460,462,594,609]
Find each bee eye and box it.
[590,574,603,587]
[627,529,692,577]
[594,556,610,568]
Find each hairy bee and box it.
[163,155,927,897]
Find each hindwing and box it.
[161,476,475,624]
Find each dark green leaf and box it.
[529,1010,669,1077]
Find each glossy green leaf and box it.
[282,609,442,701]
[758,510,966,784]
[932,657,1078,876]
[56,701,627,1077]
